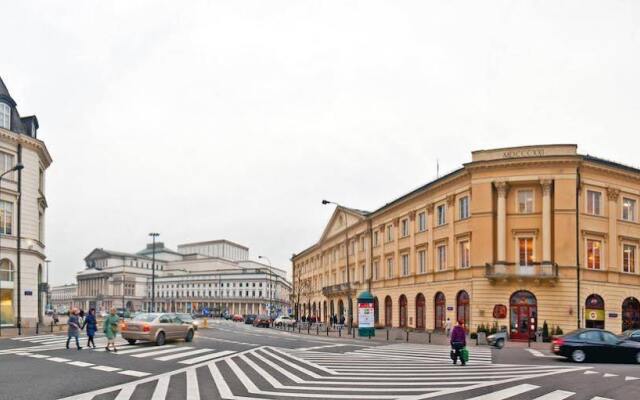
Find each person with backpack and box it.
[66,308,82,350]
[103,307,120,352]
[82,308,98,349]
[450,319,467,366]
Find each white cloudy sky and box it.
[3,1,640,284]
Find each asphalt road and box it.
[0,320,639,400]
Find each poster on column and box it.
[358,302,374,328]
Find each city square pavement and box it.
[1,320,639,400]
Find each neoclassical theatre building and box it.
[292,144,640,338]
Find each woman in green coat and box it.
[103,307,120,352]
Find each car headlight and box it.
[487,334,495,340]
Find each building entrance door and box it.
[510,290,537,341]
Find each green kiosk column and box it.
[357,291,375,337]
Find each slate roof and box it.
[0,75,37,137]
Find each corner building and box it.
[292,145,640,338]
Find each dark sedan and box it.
[621,329,640,342]
[245,314,257,325]
[552,328,640,363]
[253,315,271,328]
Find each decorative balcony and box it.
[322,283,355,296]
[485,263,558,283]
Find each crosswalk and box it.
[3,334,234,366]
[344,342,493,364]
[57,344,596,400]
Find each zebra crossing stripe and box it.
[114,385,136,400]
[91,365,121,372]
[68,361,94,367]
[154,348,213,361]
[11,334,58,341]
[114,345,176,355]
[531,390,575,400]
[186,368,200,400]
[464,384,540,399]
[118,370,150,377]
[131,346,194,358]
[150,375,170,400]
[178,350,234,365]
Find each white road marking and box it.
[118,370,151,377]
[186,368,200,400]
[68,361,94,367]
[526,349,546,357]
[131,346,194,358]
[531,390,575,400]
[178,350,235,365]
[48,357,71,362]
[625,376,640,381]
[115,345,175,355]
[91,365,121,372]
[584,370,599,374]
[296,344,348,351]
[150,376,170,400]
[25,354,49,358]
[602,373,618,378]
[464,384,539,399]
[154,348,213,361]
[590,397,614,400]
[114,385,135,400]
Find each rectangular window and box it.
[373,261,379,280]
[0,152,15,178]
[459,196,469,219]
[418,250,426,273]
[401,254,409,276]
[401,219,409,237]
[587,239,602,270]
[459,240,470,268]
[386,257,394,278]
[418,212,426,231]
[341,269,346,283]
[349,241,355,256]
[437,245,447,270]
[0,200,13,235]
[437,204,446,226]
[373,231,379,246]
[624,245,636,273]
[386,225,393,242]
[587,190,602,216]
[623,198,636,222]
[518,190,534,213]
[360,265,365,281]
[518,238,534,266]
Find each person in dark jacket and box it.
[450,319,466,365]
[82,308,98,348]
[66,308,82,350]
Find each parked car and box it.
[253,314,271,328]
[244,314,257,325]
[552,328,640,363]
[274,315,296,327]
[176,313,201,331]
[232,314,244,322]
[120,313,195,346]
[487,331,507,349]
[223,313,232,320]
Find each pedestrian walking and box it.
[52,310,59,325]
[83,308,98,349]
[66,308,82,350]
[445,318,452,337]
[103,307,120,352]
[339,314,345,326]
[450,319,466,366]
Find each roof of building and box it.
[0,75,37,138]
[84,248,153,262]
[136,242,183,257]
[177,239,249,250]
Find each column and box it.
[393,218,400,278]
[409,211,416,275]
[447,195,456,269]
[608,188,619,270]
[541,179,553,264]
[427,203,434,272]
[495,181,509,264]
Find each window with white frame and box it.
[459,240,470,268]
[517,190,534,213]
[518,237,534,266]
[437,244,447,270]
[373,231,379,246]
[437,204,446,226]
[623,244,636,273]
[587,239,602,270]
[459,196,469,219]
[0,152,15,177]
[417,250,426,273]
[386,225,393,242]
[401,219,409,237]
[0,103,10,130]
[623,198,636,222]
[418,211,426,231]
[386,257,394,278]
[373,260,379,280]
[0,200,13,235]
[587,190,602,216]
[401,254,409,276]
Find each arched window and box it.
[456,290,470,327]
[0,259,14,281]
[0,103,10,130]
[399,295,407,328]
[384,296,392,327]
[509,290,537,341]
[622,297,640,331]
[434,292,446,330]
[585,294,605,329]
[415,293,425,330]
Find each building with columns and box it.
[292,144,640,337]
[49,283,77,311]
[74,240,291,317]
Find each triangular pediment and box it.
[319,207,368,242]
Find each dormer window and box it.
[0,103,10,130]
[31,122,36,137]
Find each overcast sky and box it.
[3,1,640,285]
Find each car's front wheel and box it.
[127,339,136,345]
[185,329,194,342]
[495,338,505,349]
[571,349,586,363]
[156,331,166,346]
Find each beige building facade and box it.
[292,144,640,338]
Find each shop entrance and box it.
[510,290,537,341]
[585,294,605,329]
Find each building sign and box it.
[447,306,454,311]
[586,309,605,321]
[493,304,507,319]
[24,290,33,296]
[608,312,619,318]
[471,145,577,162]
[358,302,374,328]
[502,149,545,159]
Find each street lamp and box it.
[0,163,23,334]
[322,199,353,334]
[258,256,273,320]
[149,232,159,312]
[45,259,51,313]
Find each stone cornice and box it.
[0,127,52,168]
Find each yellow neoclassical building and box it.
[292,144,640,338]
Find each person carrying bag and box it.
[450,319,467,366]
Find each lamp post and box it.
[0,163,24,334]
[149,233,159,312]
[258,256,273,320]
[45,259,51,313]
[322,199,353,334]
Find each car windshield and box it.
[177,314,193,321]
[622,330,634,337]
[133,313,159,322]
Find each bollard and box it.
[428,332,431,344]
[386,328,389,341]
[18,322,21,336]
[51,321,54,333]
[327,326,329,336]
[352,327,355,338]
[298,324,301,333]
[307,324,310,334]
[528,335,531,348]
[406,330,409,342]
[368,332,371,340]
[316,325,319,335]
[339,327,341,337]
[36,322,39,335]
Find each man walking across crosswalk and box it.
[450,319,466,366]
